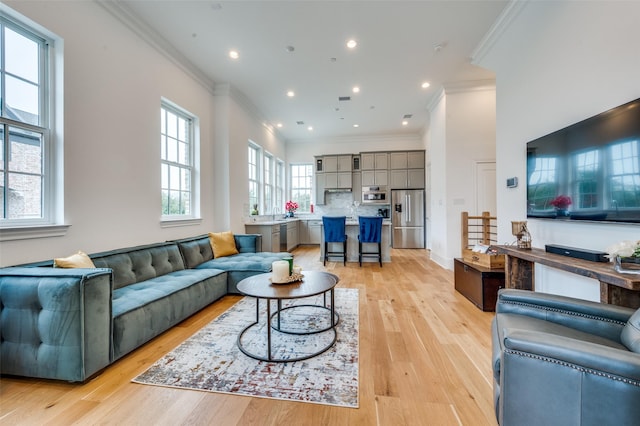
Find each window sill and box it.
[160,217,202,228]
[0,224,71,242]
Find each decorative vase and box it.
[555,208,570,218]
[614,256,640,274]
[287,211,295,218]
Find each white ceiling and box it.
[111,1,507,142]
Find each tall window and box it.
[263,153,273,214]
[1,14,56,226]
[248,143,260,213]
[275,160,284,213]
[161,101,197,218]
[290,164,312,212]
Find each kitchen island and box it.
[321,220,392,263]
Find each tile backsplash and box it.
[314,192,389,218]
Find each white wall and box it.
[477,0,640,300]
[286,134,424,164]
[428,85,497,269]
[0,1,285,266]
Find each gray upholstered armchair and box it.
[492,289,640,426]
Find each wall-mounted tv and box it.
[526,97,640,224]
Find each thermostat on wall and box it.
[506,177,518,188]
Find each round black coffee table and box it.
[236,271,340,362]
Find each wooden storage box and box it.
[462,248,505,269]
[454,258,505,311]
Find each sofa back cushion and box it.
[175,235,214,269]
[621,308,640,353]
[91,243,185,289]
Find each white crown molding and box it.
[97,0,215,93]
[443,79,496,94]
[425,88,446,112]
[470,0,529,66]
[287,132,422,145]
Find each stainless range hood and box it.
[326,188,352,193]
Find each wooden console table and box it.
[495,246,640,309]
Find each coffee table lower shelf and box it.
[237,298,339,362]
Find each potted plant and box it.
[606,240,640,274]
[550,195,572,217]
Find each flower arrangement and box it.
[550,195,572,209]
[606,240,640,260]
[285,200,299,213]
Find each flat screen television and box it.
[526,97,640,224]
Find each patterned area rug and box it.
[133,288,359,408]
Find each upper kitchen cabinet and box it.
[407,151,425,169]
[361,152,388,170]
[390,151,425,170]
[320,154,352,189]
[388,150,425,189]
[315,172,326,205]
[362,170,388,186]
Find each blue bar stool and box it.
[358,216,383,267]
[322,216,347,266]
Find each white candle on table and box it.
[272,260,290,283]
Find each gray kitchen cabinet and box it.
[389,168,425,189]
[361,152,388,171]
[308,220,322,244]
[352,171,362,204]
[315,172,326,205]
[390,152,408,169]
[244,224,281,252]
[362,169,388,186]
[324,156,338,172]
[298,220,309,244]
[408,168,425,188]
[337,155,352,171]
[407,151,425,169]
[286,221,299,251]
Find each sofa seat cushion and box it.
[195,252,289,273]
[112,268,225,317]
[492,312,626,382]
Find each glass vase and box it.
[614,255,640,274]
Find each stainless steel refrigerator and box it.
[391,189,425,248]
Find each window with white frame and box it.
[1,13,58,227]
[275,159,284,213]
[290,164,312,212]
[161,101,198,219]
[248,143,260,214]
[263,152,273,214]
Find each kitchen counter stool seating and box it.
[358,216,383,267]
[322,216,347,266]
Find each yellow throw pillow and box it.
[209,231,239,258]
[54,251,96,268]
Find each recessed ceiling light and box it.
[287,90,295,97]
[229,50,239,59]
[353,124,359,128]
[346,39,357,49]
[421,82,430,89]
[276,123,283,128]
[402,120,409,126]
[285,45,295,53]
[352,86,360,93]
[308,126,313,131]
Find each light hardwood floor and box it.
[0,247,497,426]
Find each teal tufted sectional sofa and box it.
[0,234,289,382]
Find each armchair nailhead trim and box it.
[501,300,628,326]
[505,349,640,387]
